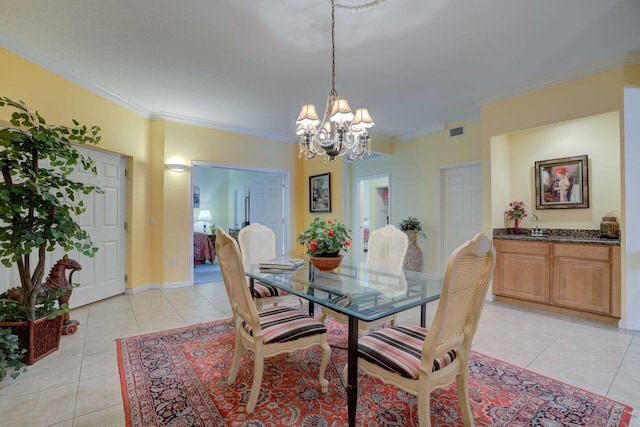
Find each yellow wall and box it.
[0,47,301,289]
[160,121,300,284]
[492,112,620,230]
[348,121,481,273]
[480,66,640,326]
[0,47,153,289]
[297,156,346,255]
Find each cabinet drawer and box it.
[554,243,610,261]
[496,240,550,256]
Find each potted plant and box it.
[0,96,102,364]
[297,218,352,271]
[0,327,26,381]
[398,216,426,272]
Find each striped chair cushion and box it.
[358,324,458,379]
[252,281,290,299]
[243,306,326,344]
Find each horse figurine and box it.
[42,255,83,335]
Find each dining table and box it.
[245,262,443,427]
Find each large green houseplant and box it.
[0,96,102,362]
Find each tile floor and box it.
[0,280,638,427]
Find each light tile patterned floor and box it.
[0,281,638,426]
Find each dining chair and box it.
[237,222,304,310]
[215,228,331,414]
[348,233,495,427]
[318,224,409,333]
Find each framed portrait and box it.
[534,155,589,209]
[309,173,331,213]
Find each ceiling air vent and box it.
[449,126,464,138]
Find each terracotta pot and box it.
[310,255,343,272]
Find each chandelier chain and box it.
[295,0,375,162]
[331,0,336,96]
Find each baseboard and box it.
[125,281,192,294]
[618,319,640,331]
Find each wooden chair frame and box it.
[216,228,331,414]
[349,233,496,427]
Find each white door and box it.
[440,164,482,274]
[51,147,126,307]
[0,147,126,307]
[233,186,246,228]
[250,175,286,255]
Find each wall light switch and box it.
[151,217,156,225]
[170,257,176,265]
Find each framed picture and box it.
[309,173,331,212]
[193,185,200,208]
[534,155,589,209]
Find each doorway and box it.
[353,173,390,264]
[0,146,127,307]
[191,163,290,283]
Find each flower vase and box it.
[403,230,423,272]
[514,218,519,235]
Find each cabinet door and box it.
[496,252,550,303]
[553,257,611,314]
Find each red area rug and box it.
[117,318,633,426]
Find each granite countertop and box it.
[493,228,620,246]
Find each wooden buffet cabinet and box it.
[493,238,621,319]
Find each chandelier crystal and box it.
[296,0,375,162]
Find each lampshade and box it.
[198,209,212,222]
[296,104,320,128]
[351,108,374,129]
[329,98,355,124]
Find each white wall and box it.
[622,86,640,330]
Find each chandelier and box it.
[296,0,375,162]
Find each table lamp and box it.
[198,209,212,234]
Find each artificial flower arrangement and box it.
[505,201,527,220]
[297,218,352,257]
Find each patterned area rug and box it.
[117,318,633,426]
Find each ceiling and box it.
[1,0,639,143]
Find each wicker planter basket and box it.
[0,316,64,365]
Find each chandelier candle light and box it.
[296,0,375,162]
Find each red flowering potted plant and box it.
[297,218,352,271]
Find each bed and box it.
[194,232,215,264]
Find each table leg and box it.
[421,303,426,327]
[347,315,358,427]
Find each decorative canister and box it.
[600,215,620,239]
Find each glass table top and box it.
[245,262,442,322]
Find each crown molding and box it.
[0,33,294,142]
[0,32,151,118]
[395,123,445,142]
[475,54,629,106]
[149,112,293,142]
[625,51,640,66]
